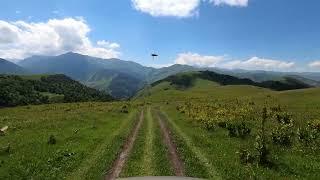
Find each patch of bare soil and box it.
[105,111,144,180]
[157,112,185,176]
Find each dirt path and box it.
[157,111,185,176]
[142,107,154,174]
[105,110,144,180]
[159,111,221,179]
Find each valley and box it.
[1,1,320,179]
[0,71,319,179]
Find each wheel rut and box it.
[105,110,144,180]
[156,110,185,177]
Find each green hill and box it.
[3,52,317,99]
[0,74,113,107]
[85,69,145,99]
[152,71,310,90]
[136,71,311,101]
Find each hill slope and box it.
[152,71,311,90]
[85,69,145,99]
[12,52,320,98]
[136,71,311,100]
[18,52,153,98]
[0,74,113,106]
[0,58,27,74]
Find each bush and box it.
[217,121,227,128]
[255,107,272,167]
[271,125,293,147]
[48,135,57,145]
[120,105,129,113]
[271,111,294,147]
[297,120,320,150]
[255,134,270,166]
[238,149,255,164]
[226,122,251,138]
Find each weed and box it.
[48,135,57,145]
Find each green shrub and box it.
[238,149,255,164]
[271,111,294,147]
[272,125,293,147]
[226,122,251,138]
[297,120,320,150]
[48,135,57,145]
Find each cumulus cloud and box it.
[221,57,295,71]
[308,61,320,69]
[175,52,225,67]
[131,0,249,17]
[131,0,201,17]
[210,0,249,7]
[97,40,120,49]
[174,53,295,71]
[0,18,121,59]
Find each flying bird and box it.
[151,53,158,60]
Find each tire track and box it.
[156,110,185,176]
[158,110,221,179]
[105,110,144,180]
[142,107,154,174]
[67,111,136,180]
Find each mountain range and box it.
[1,52,320,99]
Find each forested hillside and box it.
[152,71,311,91]
[0,74,113,107]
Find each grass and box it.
[121,107,173,177]
[159,105,320,179]
[0,102,138,179]
[136,79,271,102]
[133,76,320,179]
[1,75,320,179]
[20,74,51,80]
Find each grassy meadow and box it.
[0,77,319,179]
[0,102,138,179]
[137,78,320,179]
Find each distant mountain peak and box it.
[0,58,27,74]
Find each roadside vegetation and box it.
[0,102,136,179]
[140,75,320,179]
[0,72,319,179]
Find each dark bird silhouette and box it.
[151,53,158,60]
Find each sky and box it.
[1,0,320,72]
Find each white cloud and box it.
[0,18,121,59]
[175,52,225,67]
[97,40,120,49]
[210,0,249,7]
[308,61,320,69]
[131,0,201,17]
[15,10,21,14]
[174,53,296,71]
[131,0,249,17]
[221,57,295,71]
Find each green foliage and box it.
[271,111,294,147]
[0,74,113,107]
[151,71,310,92]
[297,120,320,150]
[237,149,255,165]
[226,122,251,138]
[0,102,137,179]
[255,107,271,166]
[0,75,49,106]
[48,135,57,145]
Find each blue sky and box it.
[1,0,320,71]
